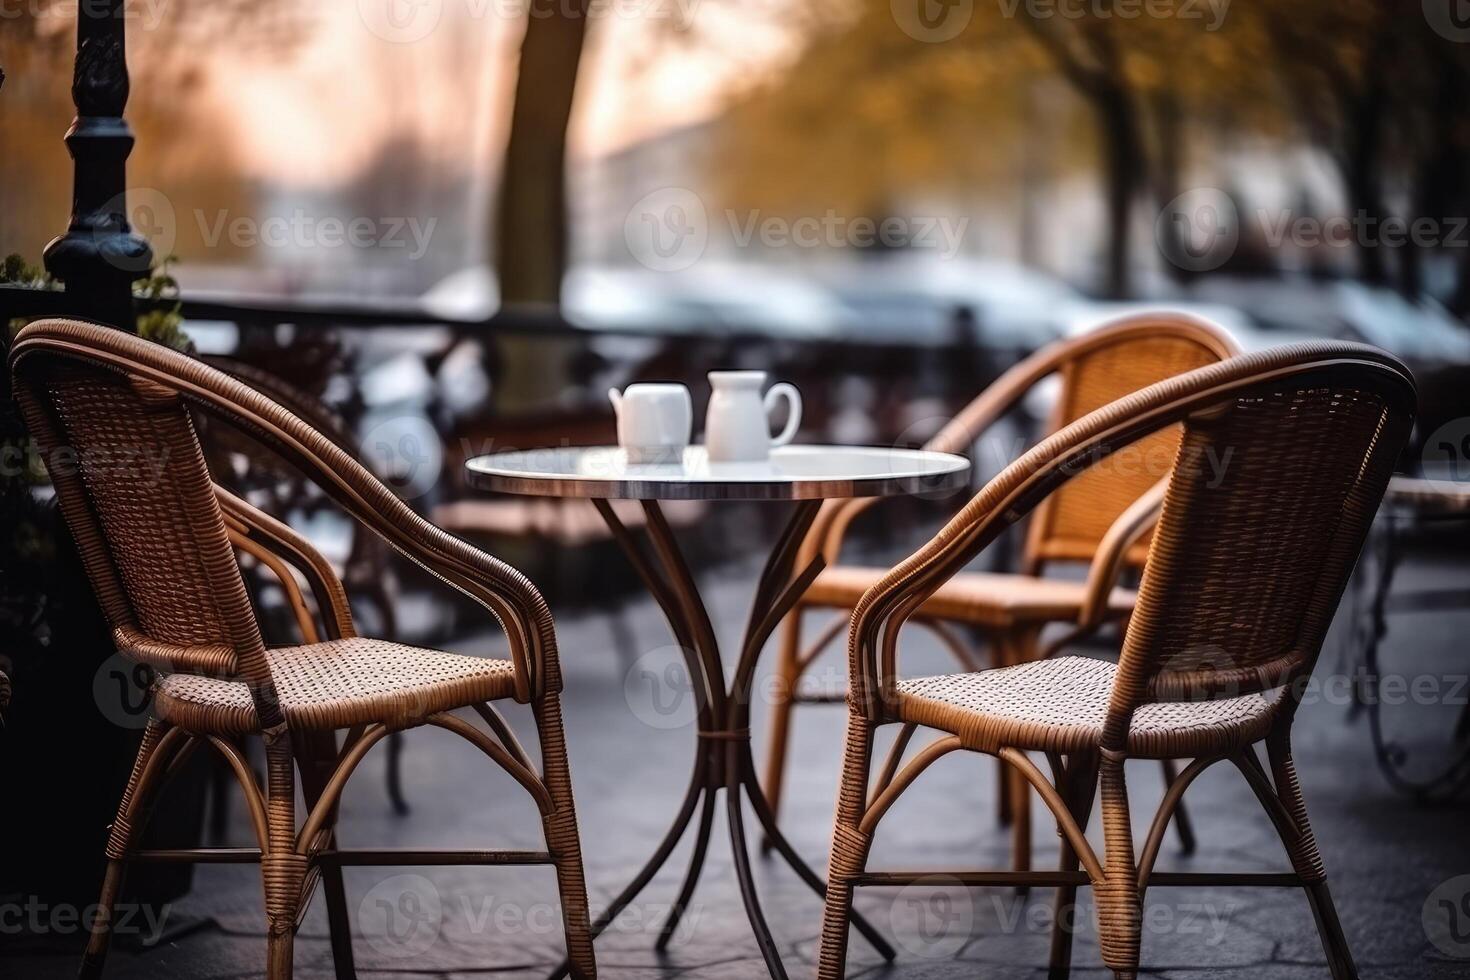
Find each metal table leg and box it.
[548,500,894,979]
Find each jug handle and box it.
[607,387,623,418]
[765,382,802,447]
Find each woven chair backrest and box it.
[1105,357,1414,738]
[12,324,268,678]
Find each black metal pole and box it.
[42,0,152,329]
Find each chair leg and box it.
[261,728,306,980]
[1048,751,1099,980]
[1093,751,1140,980]
[1265,733,1358,980]
[1006,628,1042,882]
[81,720,178,980]
[1304,882,1357,980]
[1009,762,1031,876]
[994,632,1014,831]
[1158,759,1196,855]
[318,868,356,980]
[760,605,805,852]
[817,714,877,980]
[534,691,597,979]
[385,731,410,815]
[293,729,357,980]
[209,759,233,843]
[79,860,128,980]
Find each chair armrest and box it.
[1077,478,1167,630]
[226,429,556,704]
[215,486,358,643]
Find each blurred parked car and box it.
[1185,277,1470,368]
[818,256,1071,351]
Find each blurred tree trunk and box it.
[1340,61,1390,287]
[1092,85,1144,298]
[1402,45,1465,300]
[1454,247,1470,318]
[1151,88,1185,285]
[1017,14,1144,299]
[495,0,590,306]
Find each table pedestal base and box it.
[549,500,895,980]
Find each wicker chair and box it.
[763,314,1240,865]
[9,319,596,980]
[817,341,1415,980]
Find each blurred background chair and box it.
[817,342,1415,980]
[433,496,709,671]
[763,314,1240,870]
[1351,475,1470,801]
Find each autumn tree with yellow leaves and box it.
[717,0,1470,306]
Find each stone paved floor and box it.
[7,548,1469,979]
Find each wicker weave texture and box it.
[155,637,519,733]
[896,656,1280,757]
[1118,383,1394,704]
[49,369,258,671]
[804,565,1136,628]
[1027,332,1231,565]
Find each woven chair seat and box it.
[154,637,518,734]
[896,657,1282,758]
[804,567,1136,628]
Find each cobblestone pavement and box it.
[7,549,1468,979]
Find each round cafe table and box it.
[465,444,970,979]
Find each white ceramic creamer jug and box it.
[704,371,801,462]
[608,383,692,464]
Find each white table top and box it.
[464,445,971,501]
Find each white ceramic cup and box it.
[608,383,692,464]
[704,370,802,462]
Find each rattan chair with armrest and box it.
[763,314,1240,867]
[817,341,1414,980]
[9,319,596,979]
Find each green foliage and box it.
[1,253,54,290]
[133,256,191,352]
[1,252,191,349]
